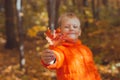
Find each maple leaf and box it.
[45,28,67,46]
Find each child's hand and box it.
[41,49,56,65]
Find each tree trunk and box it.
[83,0,89,27]
[4,0,17,49]
[83,0,88,7]
[91,0,96,19]
[55,0,60,27]
[73,0,83,13]
[117,0,120,14]
[96,0,100,20]
[46,0,60,29]
[102,0,108,7]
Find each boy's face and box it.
[60,18,81,41]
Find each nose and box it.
[69,25,74,30]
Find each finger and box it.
[43,57,55,63]
[45,49,54,53]
[42,55,55,60]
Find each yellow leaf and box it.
[88,18,94,23]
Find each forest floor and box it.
[0,21,120,80]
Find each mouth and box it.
[67,34,76,39]
[67,33,76,35]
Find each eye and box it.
[64,25,69,28]
[73,25,78,28]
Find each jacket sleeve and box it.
[44,46,65,70]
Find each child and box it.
[40,12,101,80]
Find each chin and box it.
[68,35,78,40]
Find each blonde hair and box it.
[58,12,80,27]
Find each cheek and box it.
[61,29,69,34]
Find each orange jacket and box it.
[42,40,101,80]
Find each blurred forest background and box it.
[0,0,120,80]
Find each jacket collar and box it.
[62,39,82,47]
